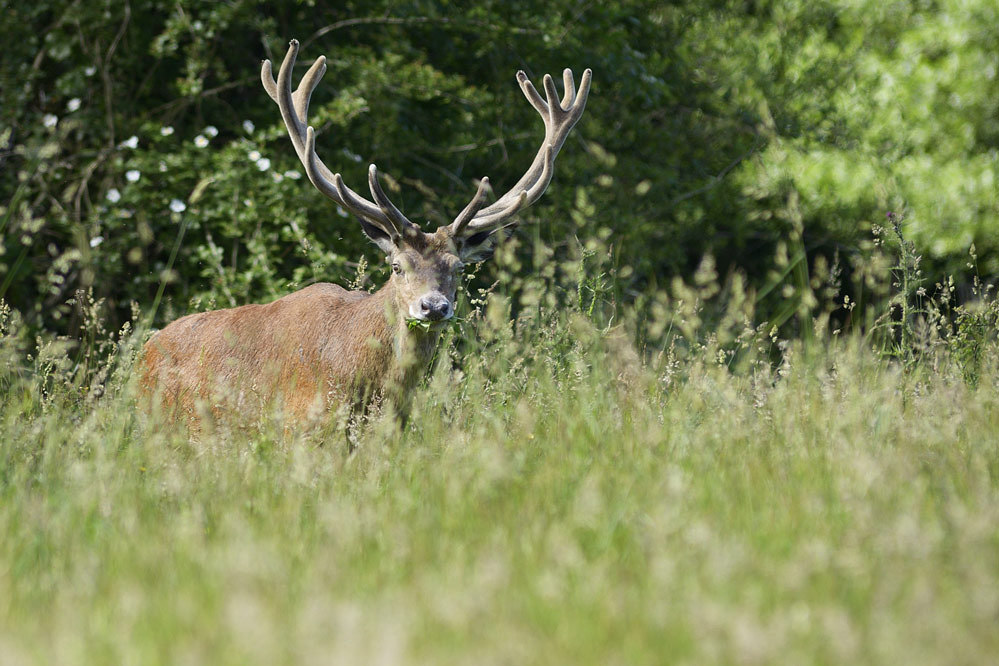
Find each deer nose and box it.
[420,294,452,321]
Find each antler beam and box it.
[449,67,592,237]
[262,40,418,240]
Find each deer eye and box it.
[391,262,402,274]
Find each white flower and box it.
[120,135,138,149]
[242,119,255,134]
[248,149,262,161]
[67,98,81,112]
[256,158,271,171]
[204,125,218,138]
[43,114,58,128]
[194,135,209,148]
[125,169,141,182]
[106,188,121,203]
[158,161,168,172]
[84,66,96,77]
[271,171,283,182]
[169,199,186,213]
[284,170,301,180]
[89,236,104,248]
[336,206,348,218]
[160,126,175,136]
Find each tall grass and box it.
[1,232,998,665]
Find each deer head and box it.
[261,40,591,323]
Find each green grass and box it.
[2,302,999,665]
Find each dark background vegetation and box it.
[2,0,997,337]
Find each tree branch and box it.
[671,137,764,206]
[302,15,541,50]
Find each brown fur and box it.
[139,229,458,424]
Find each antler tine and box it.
[368,165,411,238]
[450,177,491,236]
[518,70,548,116]
[464,145,552,232]
[263,40,417,238]
[261,59,278,100]
[560,68,576,108]
[464,190,529,231]
[452,67,591,236]
[294,55,328,132]
[274,41,306,157]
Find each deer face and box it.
[383,231,464,322]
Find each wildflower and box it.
[120,135,139,149]
[158,161,168,172]
[248,149,262,161]
[284,170,301,180]
[336,206,348,218]
[256,158,271,171]
[106,188,121,203]
[125,169,141,182]
[43,114,58,128]
[160,126,175,136]
[84,66,96,76]
[194,135,209,148]
[271,171,284,182]
[204,125,218,138]
[67,98,81,112]
[242,119,255,134]
[89,236,104,248]
[169,199,186,213]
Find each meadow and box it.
[3,1,999,662]
[2,249,998,665]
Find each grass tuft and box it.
[1,231,998,664]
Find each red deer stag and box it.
[140,39,591,422]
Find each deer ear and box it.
[359,219,397,255]
[458,226,509,263]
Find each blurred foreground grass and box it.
[1,296,998,665]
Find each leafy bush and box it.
[2,0,997,342]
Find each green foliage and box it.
[2,0,997,341]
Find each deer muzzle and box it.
[414,293,453,321]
